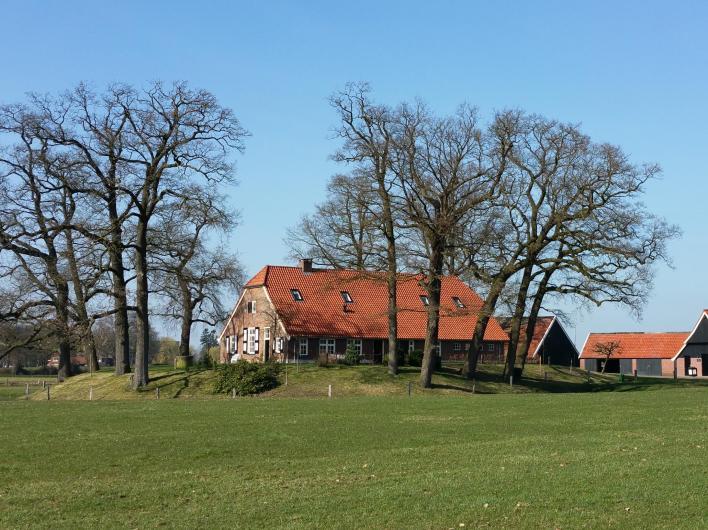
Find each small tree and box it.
[593,341,622,373]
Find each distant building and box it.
[47,353,87,369]
[219,260,509,363]
[499,315,579,366]
[578,309,708,377]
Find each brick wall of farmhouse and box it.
[220,286,285,363]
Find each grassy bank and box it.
[1,388,707,528]
[20,362,708,401]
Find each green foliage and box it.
[213,361,281,395]
[343,343,360,365]
[407,350,423,367]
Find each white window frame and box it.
[247,328,256,354]
[486,342,495,352]
[264,327,270,340]
[298,337,308,357]
[408,340,415,353]
[454,342,461,352]
[230,335,237,354]
[347,339,362,356]
[275,337,284,353]
[320,338,336,356]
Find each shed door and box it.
[636,359,661,376]
[620,359,633,374]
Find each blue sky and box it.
[2,0,707,345]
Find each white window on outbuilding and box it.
[297,337,308,357]
[347,339,362,356]
[320,338,335,356]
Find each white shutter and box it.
[255,328,260,353]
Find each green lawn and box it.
[1,389,706,528]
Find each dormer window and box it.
[340,291,353,303]
[291,289,303,301]
[452,296,465,308]
[420,295,429,306]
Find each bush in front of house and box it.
[407,350,423,367]
[213,361,281,395]
[343,343,361,365]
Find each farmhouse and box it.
[219,260,509,363]
[578,310,708,377]
[499,315,579,366]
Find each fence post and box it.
[544,371,548,383]
[407,381,412,397]
[25,383,29,399]
[46,384,50,401]
[509,375,513,388]
[232,388,236,399]
[155,387,160,399]
[586,368,591,384]
[42,380,46,389]
[472,379,476,394]
[633,369,637,382]
[328,384,332,399]
[89,386,93,401]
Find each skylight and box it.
[340,291,353,303]
[420,295,429,306]
[452,296,465,308]
[291,289,303,301]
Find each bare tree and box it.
[593,341,621,374]
[113,82,247,388]
[391,102,504,388]
[151,187,243,361]
[329,83,401,375]
[286,173,383,270]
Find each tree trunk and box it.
[420,239,444,388]
[503,264,534,379]
[109,202,131,375]
[518,269,553,374]
[381,188,398,376]
[462,282,504,379]
[64,228,99,372]
[179,279,193,358]
[56,282,73,381]
[132,221,150,389]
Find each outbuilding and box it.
[499,315,579,366]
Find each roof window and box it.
[291,289,303,301]
[420,295,430,306]
[452,296,465,308]
[340,291,353,303]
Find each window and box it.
[230,335,237,354]
[297,338,308,357]
[275,337,284,353]
[408,340,416,353]
[291,289,303,301]
[264,327,270,340]
[486,343,495,352]
[340,291,353,303]
[347,339,362,356]
[246,301,257,314]
[247,328,256,354]
[452,297,465,308]
[454,342,461,351]
[319,338,335,356]
[420,295,429,306]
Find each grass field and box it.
[1,387,707,528]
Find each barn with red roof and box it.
[219,260,509,364]
[499,315,579,366]
[578,309,708,377]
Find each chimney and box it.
[300,258,313,273]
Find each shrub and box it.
[343,343,360,365]
[213,361,281,395]
[407,350,423,367]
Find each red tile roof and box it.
[580,332,689,359]
[499,316,555,359]
[246,265,509,341]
